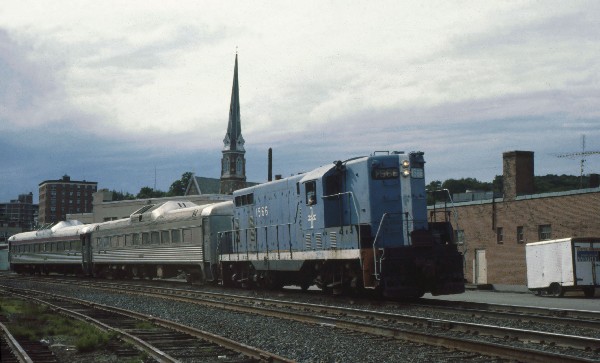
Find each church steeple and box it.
[223,53,245,152]
[220,53,247,194]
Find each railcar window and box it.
[142,233,149,245]
[151,231,160,244]
[124,234,130,246]
[117,235,124,247]
[305,180,317,205]
[132,234,140,245]
[172,230,181,243]
[73,241,81,250]
[182,229,192,243]
[161,231,170,244]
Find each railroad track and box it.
[411,298,600,331]
[4,276,599,362]
[1,286,293,363]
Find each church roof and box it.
[185,176,222,195]
[223,53,245,152]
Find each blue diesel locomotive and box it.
[219,151,465,298]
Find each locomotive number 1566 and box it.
[256,206,269,217]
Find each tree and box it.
[442,177,492,195]
[167,172,194,197]
[110,190,135,201]
[136,187,166,199]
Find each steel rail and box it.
[417,299,600,325]
[5,276,600,362]
[0,321,33,363]
[58,281,599,363]
[400,300,600,331]
[6,289,177,363]
[4,286,293,363]
[106,282,600,351]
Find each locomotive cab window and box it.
[235,193,254,207]
[305,180,317,205]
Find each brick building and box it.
[0,193,37,242]
[39,175,97,224]
[437,151,600,287]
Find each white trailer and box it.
[526,237,600,297]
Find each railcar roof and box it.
[9,221,90,242]
[200,201,233,216]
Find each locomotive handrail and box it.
[217,222,297,258]
[372,212,413,281]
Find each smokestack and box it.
[268,148,273,182]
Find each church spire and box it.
[223,53,244,152]
[220,53,247,194]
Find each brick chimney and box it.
[503,151,534,200]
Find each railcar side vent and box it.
[330,232,337,248]
[315,233,323,249]
[305,234,312,249]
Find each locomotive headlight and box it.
[402,160,410,168]
[402,169,411,177]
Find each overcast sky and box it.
[1,1,599,203]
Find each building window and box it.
[236,156,243,174]
[496,227,503,244]
[455,229,465,245]
[517,226,524,244]
[538,224,552,240]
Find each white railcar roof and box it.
[9,220,91,243]
[200,201,233,216]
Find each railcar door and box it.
[202,217,214,281]
[81,233,93,276]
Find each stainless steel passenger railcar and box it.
[9,220,88,275]
[9,201,232,283]
[219,151,465,298]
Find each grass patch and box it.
[0,296,114,353]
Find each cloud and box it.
[1,1,599,203]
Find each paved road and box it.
[423,289,600,312]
